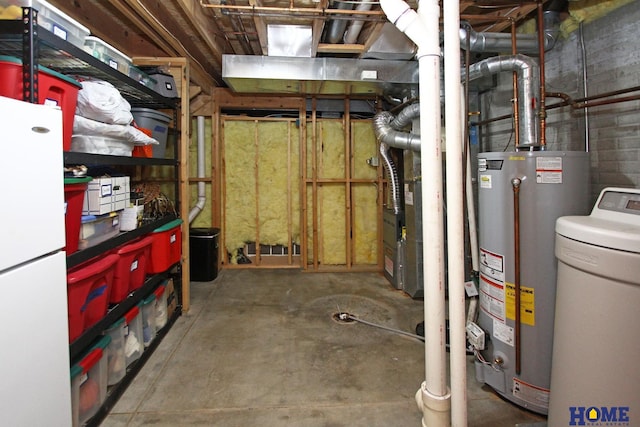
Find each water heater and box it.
[474,151,589,414]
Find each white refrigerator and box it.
[0,96,72,425]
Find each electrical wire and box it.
[339,312,425,341]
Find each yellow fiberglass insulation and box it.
[223,120,257,262]
[562,0,635,36]
[224,119,301,263]
[352,121,378,180]
[353,184,378,265]
[257,121,300,246]
[319,120,346,179]
[320,184,346,264]
[318,120,347,264]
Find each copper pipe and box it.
[476,87,640,125]
[537,1,547,147]
[573,85,640,103]
[460,14,515,22]
[546,91,573,105]
[511,18,520,150]
[511,177,522,375]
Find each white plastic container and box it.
[103,319,127,386]
[153,282,169,330]
[123,305,144,367]
[140,294,157,348]
[70,335,109,427]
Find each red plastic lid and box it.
[124,305,140,323]
[117,235,153,255]
[78,348,103,373]
[153,283,166,298]
[67,254,119,284]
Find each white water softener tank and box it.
[548,187,640,426]
[474,151,589,414]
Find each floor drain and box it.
[332,312,357,324]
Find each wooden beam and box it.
[135,57,192,312]
[174,0,227,70]
[317,43,366,54]
[190,94,212,116]
[122,0,217,90]
[213,88,304,110]
[249,0,269,55]
[190,86,203,100]
[47,0,171,57]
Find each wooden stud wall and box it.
[132,57,192,311]
[211,90,384,272]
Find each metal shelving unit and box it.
[0,9,183,427]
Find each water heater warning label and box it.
[505,283,535,326]
[512,378,550,408]
[536,157,563,184]
[479,248,506,322]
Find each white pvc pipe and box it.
[444,0,467,424]
[379,0,450,425]
[188,116,207,223]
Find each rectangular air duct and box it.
[222,55,418,96]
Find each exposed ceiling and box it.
[47,0,549,95]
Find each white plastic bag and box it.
[75,80,133,125]
[73,115,159,146]
[70,135,134,156]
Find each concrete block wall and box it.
[479,1,640,203]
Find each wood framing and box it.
[133,57,192,312]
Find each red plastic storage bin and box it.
[148,219,183,274]
[110,235,153,303]
[64,177,92,254]
[0,55,81,151]
[67,254,119,342]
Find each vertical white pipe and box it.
[188,116,207,223]
[444,0,467,425]
[379,1,450,424]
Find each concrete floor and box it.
[102,269,546,426]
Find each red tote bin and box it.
[148,219,183,274]
[110,235,153,303]
[64,177,92,254]
[67,254,119,341]
[0,55,82,150]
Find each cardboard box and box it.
[165,278,177,320]
[82,176,130,215]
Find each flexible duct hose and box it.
[373,110,421,152]
[379,141,402,214]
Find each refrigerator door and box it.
[0,251,72,426]
[0,96,65,271]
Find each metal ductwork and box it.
[460,10,561,54]
[343,0,372,44]
[222,54,418,96]
[379,142,402,214]
[325,0,355,44]
[373,109,421,152]
[464,54,540,149]
[375,54,539,151]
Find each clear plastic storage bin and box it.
[0,0,90,48]
[84,36,131,75]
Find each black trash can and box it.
[189,228,220,281]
